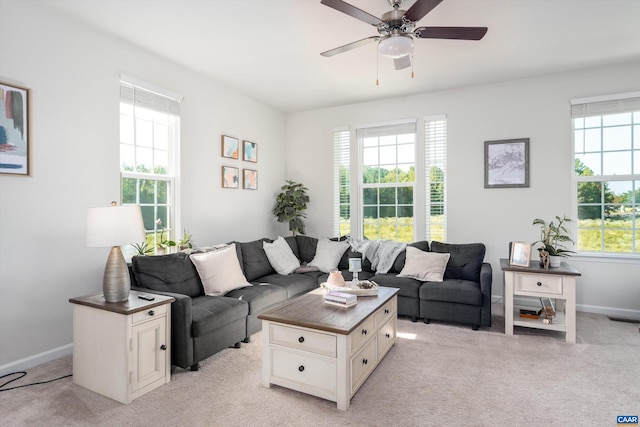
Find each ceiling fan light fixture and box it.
[378,34,414,58]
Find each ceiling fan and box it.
[320,0,487,71]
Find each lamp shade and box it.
[378,34,414,59]
[86,204,145,248]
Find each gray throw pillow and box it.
[430,241,485,282]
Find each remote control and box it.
[138,294,155,301]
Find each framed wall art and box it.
[243,169,258,190]
[221,135,239,159]
[222,166,239,188]
[509,241,531,267]
[0,81,30,176]
[243,140,257,162]
[484,138,529,188]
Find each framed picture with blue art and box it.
[243,140,258,163]
[0,81,30,176]
[222,166,239,188]
[221,134,239,159]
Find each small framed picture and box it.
[484,138,530,188]
[243,140,257,162]
[221,135,239,159]
[222,166,239,188]
[509,241,531,267]
[0,81,30,176]
[243,169,258,190]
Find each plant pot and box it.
[549,255,562,268]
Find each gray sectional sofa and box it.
[130,235,492,371]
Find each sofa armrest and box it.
[479,263,493,326]
[131,286,194,368]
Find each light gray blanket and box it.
[347,237,407,274]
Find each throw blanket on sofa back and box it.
[346,237,407,274]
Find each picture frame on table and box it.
[509,241,531,267]
[243,169,258,190]
[222,166,239,188]
[0,81,31,176]
[243,140,257,162]
[221,135,239,159]
[484,138,529,188]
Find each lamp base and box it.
[103,246,131,302]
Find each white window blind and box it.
[333,127,350,237]
[425,115,447,242]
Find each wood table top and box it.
[69,290,175,315]
[257,286,399,335]
[499,258,581,276]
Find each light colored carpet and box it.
[2,306,639,427]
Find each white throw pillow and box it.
[397,246,450,282]
[263,236,300,275]
[308,238,349,273]
[189,244,252,296]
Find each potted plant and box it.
[132,241,153,256]
[156,219,176,255]
[532,215,575,267]
[178,230,194,251]
[272,180,310,236]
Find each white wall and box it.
[0,2,286,373]
[286,61,640,318]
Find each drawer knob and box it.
[386,333,391,338]
[160,344,167,351]
[148,310,155,316]
[362,329,368,335]
[362,358,368,365]
[298,336,305,343]
[537,281,542,287]
[298,365,305,372]
[384,309,389,314]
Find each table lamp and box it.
[86,202,145,302]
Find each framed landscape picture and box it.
[0,81,30,176]
[221,135,239,159]
[222,166,239,188]
[243,169,258,190]
[243,140,257,162]
[484,138,529,188]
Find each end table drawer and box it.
[270,324,336,358]
[132,304,167,324]
[516,274,563,295]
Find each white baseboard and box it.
[492,294,640,320]
[0,343,73,377]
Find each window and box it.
[571,93,640,255]
[425,115,447,242]
[357,121,416,242]
[120,81,181,254]
[333,127,350,237]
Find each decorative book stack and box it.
[323,291,357,308]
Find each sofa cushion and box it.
[369,273,422,299]
[190,244,252,296]
[238,238,275,281]
[256,273,319,299]
[284,236,300,259]
[226,283,287,314]
[430,241,486,282]
[190,296,249,337]
[131,252,203,298]
[390,240,430,273]
[263,236,300,275]
[308,238,349,273]
[398,247,450,282]
[419,279,483,306]
[294,235,318,263]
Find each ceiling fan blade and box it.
[404,0,444,22]
[320,36,379,57]
[320,0,383,26]
[414,26,488,40]
[394,55,411,70]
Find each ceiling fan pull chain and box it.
[376,48,380,86]
[411,52,414,79]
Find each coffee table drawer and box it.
[271,347,336,397]
[375,296,396,327]
[516,273,563,295]
[350,315,375,354]
[269,324,336,358]
[351,337,377,394]
[377,317,396,359]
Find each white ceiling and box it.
[45,0,640,113]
